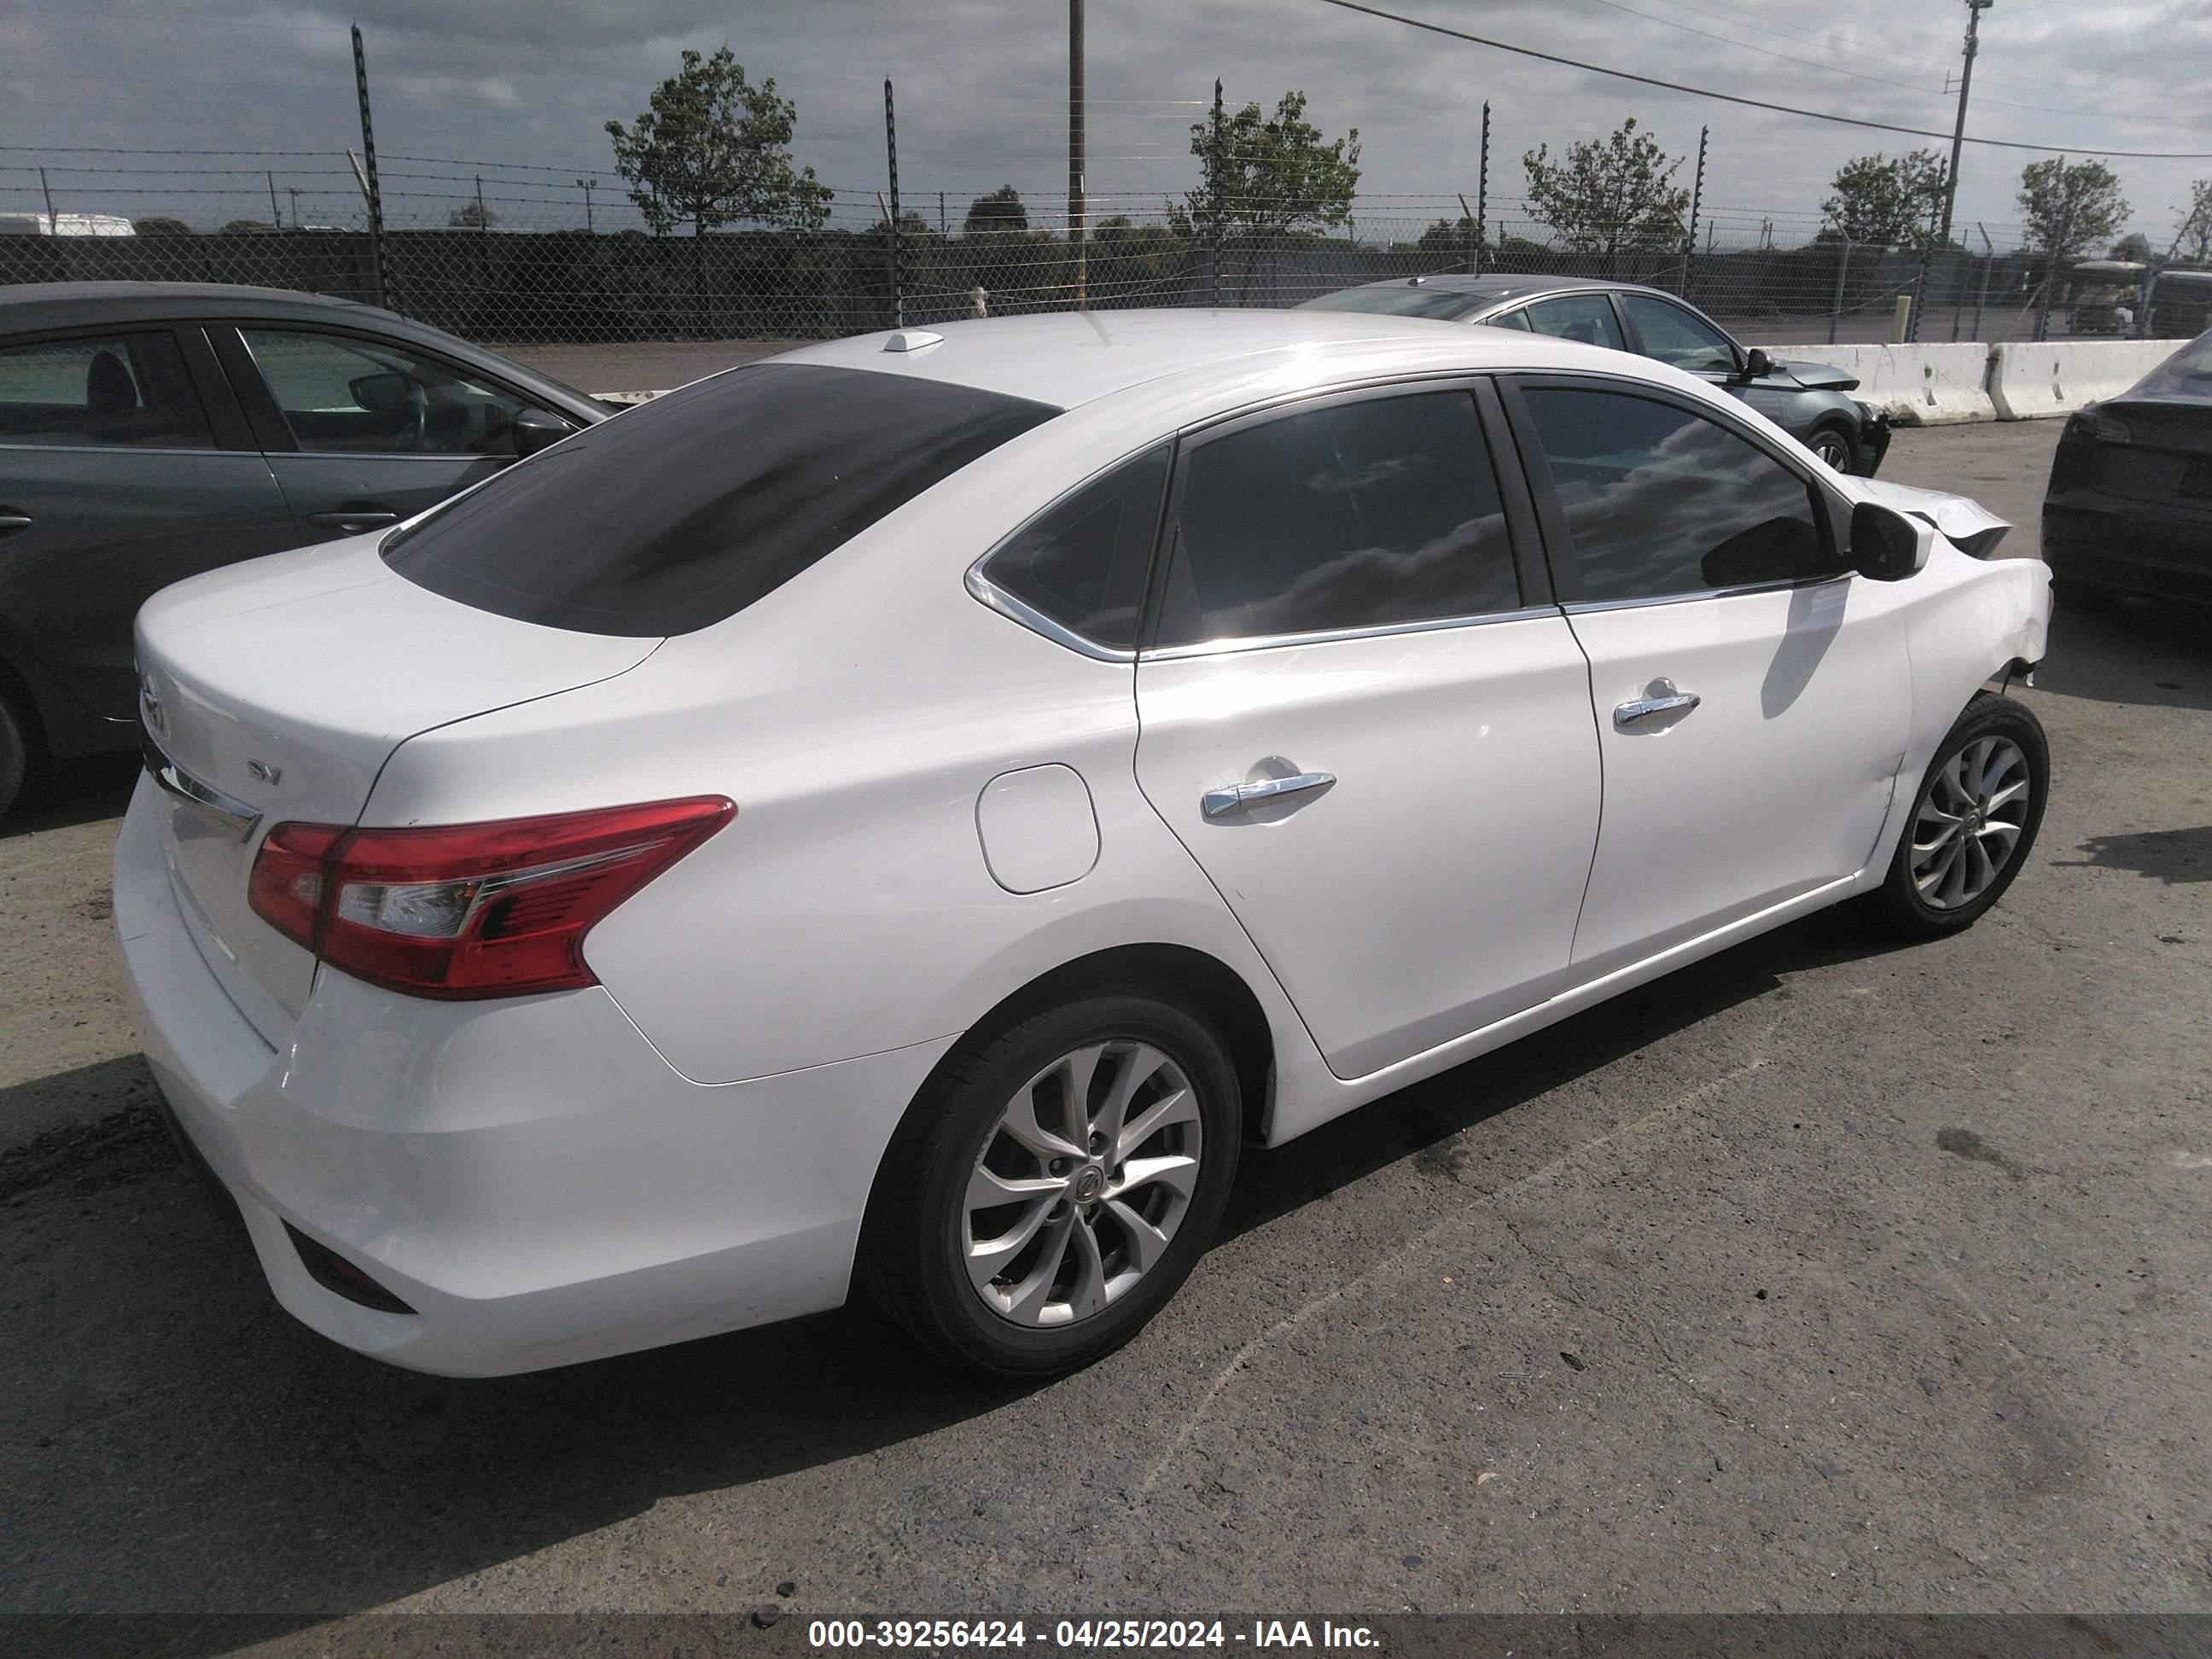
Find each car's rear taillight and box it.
[247,797,733,999]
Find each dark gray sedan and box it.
[1301,274,1891,477]
[0,282,608,817]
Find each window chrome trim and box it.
[1557,571,1853,616]
[963,563,1136,663]
[1141,603,1562,661]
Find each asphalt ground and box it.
[3,416,2208,1638]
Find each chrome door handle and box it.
[1202,771,1336,818]
[306,509,399,532]
[0,511,32,536]
[1613,687,1701,728]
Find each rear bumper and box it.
[114,777,952,1377]
[2043,491,2212,602]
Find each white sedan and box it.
[116,310,2052,1377]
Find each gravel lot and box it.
[3,416,2207,1635]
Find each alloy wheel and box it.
[1911,735,2032,910]
[963,1041,1202,1327]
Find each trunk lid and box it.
[133,536,659,1042]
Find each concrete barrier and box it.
[1776,342,1995,426]
[1986,339,2186,420]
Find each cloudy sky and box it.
[6,0,2211,247]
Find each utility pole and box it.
[1068,0,1087,309]
[576,177,597,232]
[351,24,393,310]
[38,166,58,235]
[474,174,488,232]
[268,169,282,228]
[1937,0,1995,252]
[1208,78,1225,306]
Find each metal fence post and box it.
[1474,102,1489,276]
[351,26,393,311]
[1208,79,1225,307]
[1828,236,1849,344]
[1971,224,1993,342]
[883,78,905,328]
[1681,125,1707,300]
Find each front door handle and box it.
[1202,771,1336,818]
[0,510,32,537]
[1614,684,1701,728]
[306,508,400,533]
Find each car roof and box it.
[1335,273,1674,306]
[0,280,395,330]
[771,306,1649,410]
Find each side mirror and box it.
[348,370,412,414]
[1849,499,1936,582]
[510,407,575,458]
[1739,346,1773,381]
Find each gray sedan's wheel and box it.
[1865,695,2048,940]
[0,694,28,823]
[860,989,1240,1377]
[1806,423,1859,474]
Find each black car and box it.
[0,282,608,817]
[1300,274,1892,476]
[2043,329,2212,609]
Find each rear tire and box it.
[2052,577,2121,612]
[0,695,28,823]
[1806,422,1860,474]
[859,988,1241,1378]
[1863,694,2048,941]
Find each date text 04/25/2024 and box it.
[804,1619,1379,1649]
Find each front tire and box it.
[0,694,29,823]
[1806,422,1860,474]
[859,989,1241,1377]
[1864,695,2048,940]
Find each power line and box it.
[1312,0,2212,159]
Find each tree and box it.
[447,200,498,229]
[605,46,831,236]
[1522,118,1689,267]
[2109,231,2151,262]
[218,218,274,235]
[1821,149,1947,247]
[131,217,193,236]
[1187,90,1361,240]
[2169,178,2212,264]
[963,185,1027,237]
[2017,157,2129,262]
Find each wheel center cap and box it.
[1071,1165,1105,1203]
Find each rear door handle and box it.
[0,511,31,537]
[306,509,399,532]
[1202,771,1336,818]
[1613,684,1701,728]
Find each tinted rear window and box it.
[383,363,1058,636]
[1297,287,1485,321]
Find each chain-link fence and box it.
[6,154,2207,351]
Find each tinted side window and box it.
[385,364,1059,637]
[242,329,530,457]
[1487,309,1532,331]
[1524,295,1627,352]
[981,445,1169,649]
[1521,387,1836,601]
[1156,392,1520,646]
[0,333,213,449]
[1618,294,1737,374]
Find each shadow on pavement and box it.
[2,753,138,841]
[2054,825,2212,886]
[2034,599,2212,712]
[0,903,1913,1622]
